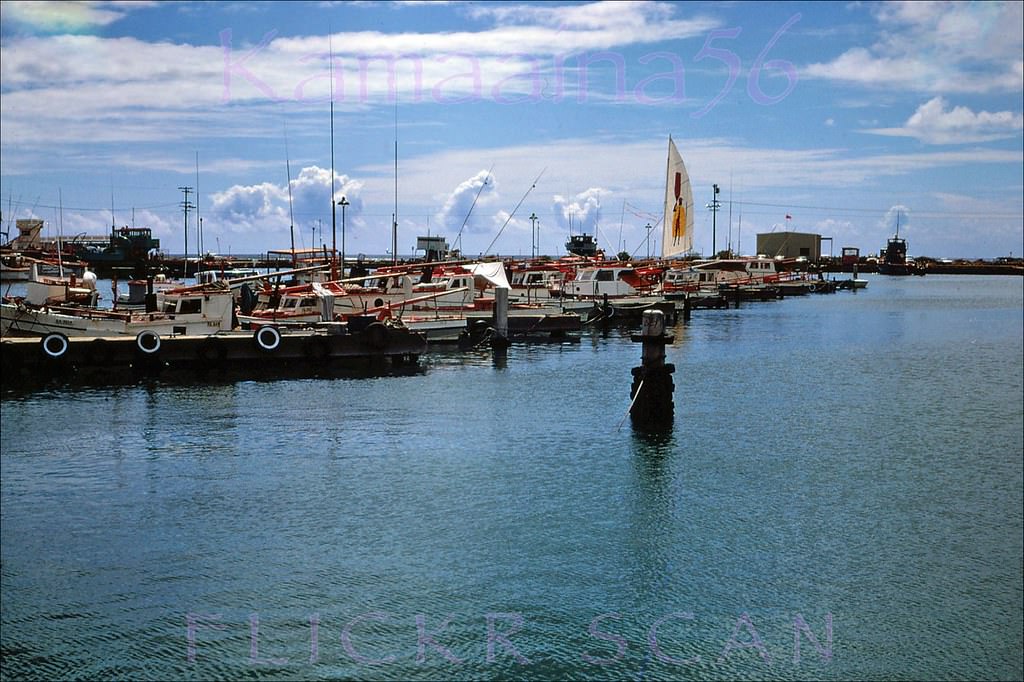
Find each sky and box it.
[1,0,1022,260]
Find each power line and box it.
[734,199,1022,219]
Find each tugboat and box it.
[877,212,924,276]
[71,226,160,276]
[565,233,601,258]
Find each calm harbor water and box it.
[2,274,1022,681]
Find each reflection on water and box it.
[2,275,1022,680]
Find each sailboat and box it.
[662,135,694,260]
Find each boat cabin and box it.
[196,268,261,285]
[564,265,653,299]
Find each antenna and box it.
[618,199,625,259]
[454,164,493,254]
[284,123,296,267]
[484,167,545,256]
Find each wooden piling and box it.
[629,309,675,431]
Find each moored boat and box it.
[1,281,235,338]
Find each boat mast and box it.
[329,29,338,279]
[195,151,201,258]
[393,100,398,265]
[57,188,64,277]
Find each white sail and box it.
[662,136,693,258]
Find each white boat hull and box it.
[1,302,230,338]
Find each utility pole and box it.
[178,186,194,277]
[529,212,538,258]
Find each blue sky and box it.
[1,0,1022,260]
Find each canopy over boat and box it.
[465,261,511,289]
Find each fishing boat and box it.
[0,253,31,281]
[559,263,661,300]
[1,281,235,338]
[114,274,184,310]
[506,259,574,304]
[70,226,160,274]
[237,282,337,328]
[663,257,787,296]
[196,267,261,285]
[878,212,925,276]
[237,262,509,333]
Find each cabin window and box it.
[178,298,202,314]
[595,270,615,282]
[300,297,317,307]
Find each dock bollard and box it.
[629,309,675,431]
[491,286,511,349]
[682,294,691,321]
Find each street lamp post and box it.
[338,197,349,279]
[645,223,653,259]
[711,184,720,258]
[529,212,539,259]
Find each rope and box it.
[616,378,644,431]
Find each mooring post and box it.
[491,286,510,349]
[145,274,157,313]
[682,294,692,321]
[629,309,675,431]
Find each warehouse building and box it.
[756,231,822,262]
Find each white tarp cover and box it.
[466,262,511,290]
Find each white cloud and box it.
[435,169,497,233]
[879,204,910,236]
[206,165,364,242]
[0,1,149,32]
[805,1,1024,94]
[552,187,608,233]
[865,97,1024,144]
[0,1,718,152]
